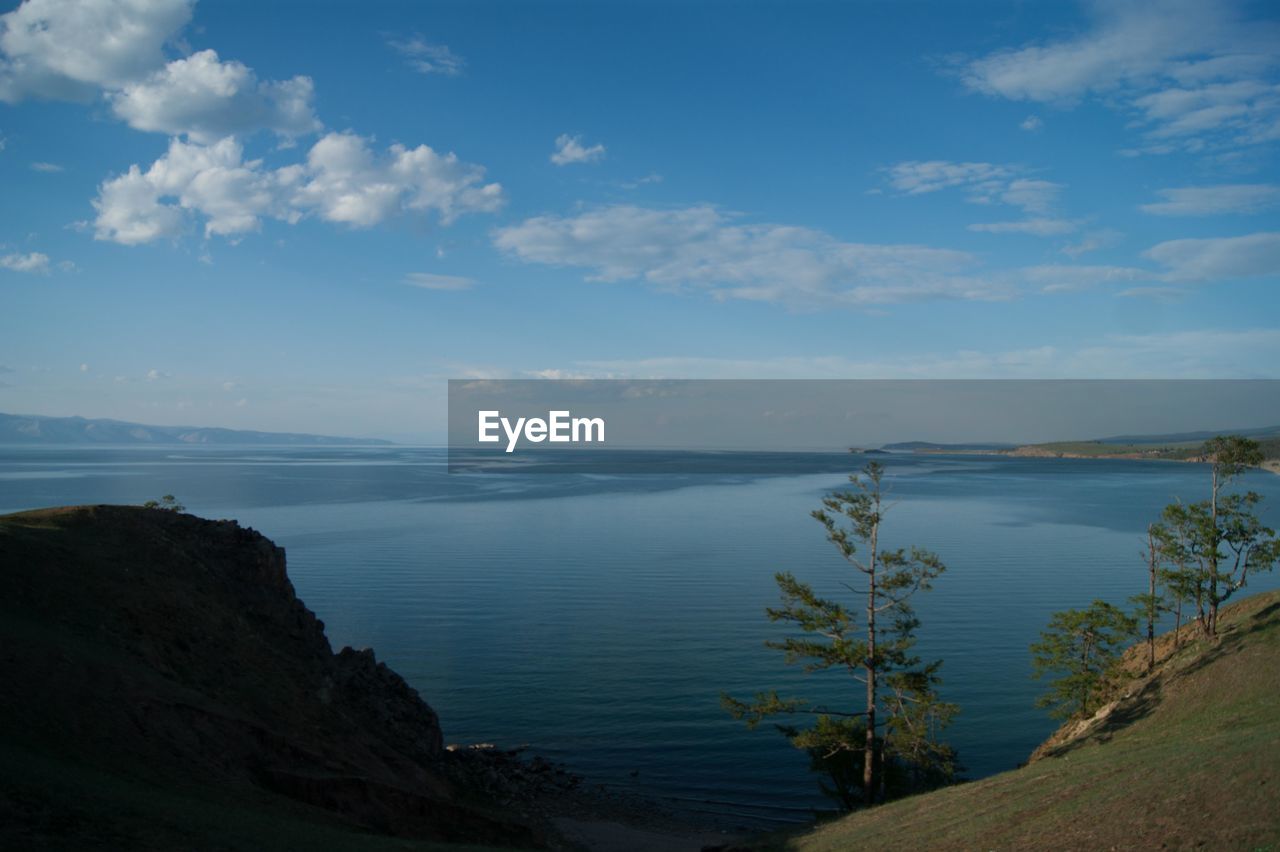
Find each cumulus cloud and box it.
[93,132,505,243]
[387,35,464,76]
[295,131,504,226]
[1144,231,1280,281]
[0,251,50,273]
[1140,184,1280,216]
[403,272,474,290]
[551,134,606,166]
[0,0,193,102]
[493,204,1008,307]
[0,1,317,142]
[109,49,319,142]
[961,0,1280,153]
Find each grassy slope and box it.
[759,590,1280,851]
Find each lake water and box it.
[4,446,1278,822]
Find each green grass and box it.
[748,591,1280,851]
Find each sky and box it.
[1,0,1278,441]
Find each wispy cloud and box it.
[887,162,1073,235]
[387,35,465,76]
[1062,229,1124,258]
[551,134,606,166]
[1021,264,1148,293]
[30,161,63,172]
[494,204,1008,307]
[883,160,1012,196]
[970,218,1076,236]
[523,327,1280,379]
[960,0,1280,155]
[403,272,475,291]
[1140,184,1280,216]
[1144,231,1280,281]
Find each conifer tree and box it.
[1031,600,1138,720]
[723,462,957,809]
[1156,437,1277,638]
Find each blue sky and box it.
[1,0,1278,440]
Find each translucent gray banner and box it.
[447,379,1280,473]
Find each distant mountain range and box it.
[0,413,392,446]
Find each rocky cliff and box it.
[0,505,538,849]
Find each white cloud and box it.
[30,161,62,172]
[404,272,474,290]
[1140,184,1280,216]
[1019,115,1044,131]
[1021,264,1149,293]
[616,172,663,190]
[387,36,464,76]
[1144,231,1280,281]
[883,160,1012,195]
[109,49,319,142]
[551,134,606,166]
[887,163,1072,236]
[0,0,193,102]
[1000,178,1062,214]
[145,368,169,381]
[961,0,1280,153]
[79,363,89,372]
[93,132,504,243]
[1,2,318,142]
[1062,229,1124,257]
[541,328,1280,379]
[295,131,504,226]
[969,218,1077,236]
[0,251,50,273]
[493,204,1008,307]
[93,136,288,243]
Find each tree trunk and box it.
[1208,467,1219,638]
[864,515,878,806]
[1146,527,1157,670]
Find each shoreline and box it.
[912,447,1280,476]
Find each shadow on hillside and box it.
[1038,675,1164,759]
[1042,600,1280,761]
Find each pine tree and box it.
[1156,437,1277,638]
[722,462,957,809]
[1031,600,1138,720]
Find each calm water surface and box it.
[4,446,1278,820]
